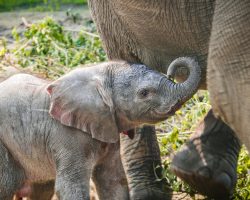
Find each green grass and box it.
[0,17,249,199]
[0,0,87,12]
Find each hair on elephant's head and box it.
[47,58,200,143]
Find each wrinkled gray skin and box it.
[88,0,250,199]
[0,60,200,200]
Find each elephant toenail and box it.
[197,167,212,178]
[215,172,232,190]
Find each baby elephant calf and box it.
[0,59,200,200]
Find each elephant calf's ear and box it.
[46,70,119,143]
[47,84,54,95]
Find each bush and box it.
[1,17,106,79]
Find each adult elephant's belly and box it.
[115,0,213,50]
[110,0,215,88]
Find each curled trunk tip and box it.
[166,57,201,102]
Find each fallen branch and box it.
[21,17,32,28]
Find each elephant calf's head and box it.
[112,57,201,129]
[47,58,200,143]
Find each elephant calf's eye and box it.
[138,89,152,99]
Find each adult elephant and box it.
[88,0,250,199]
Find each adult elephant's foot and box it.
[171,110,241,199]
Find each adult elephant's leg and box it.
[172,1,250,198]
[120,126,172,200]
[171,110,241,198]
[207,0,250,150]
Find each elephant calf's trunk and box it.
[167,57,201,103]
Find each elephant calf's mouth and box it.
[167,102,183,115]
[153,103,183,119]
[121,129,135,139]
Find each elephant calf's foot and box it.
[171,110,241,199]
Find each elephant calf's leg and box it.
[171,110,241,199]
[26,180,55,200]
[0,142,25,200]
[92,143,129,200]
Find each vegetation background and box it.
[0,0,87,11]
[0,1,249,199]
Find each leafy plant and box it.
[3,17,106,78]
[0,37,7,58]
[235,146,250,200]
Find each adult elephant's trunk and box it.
[166,57,201,103]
